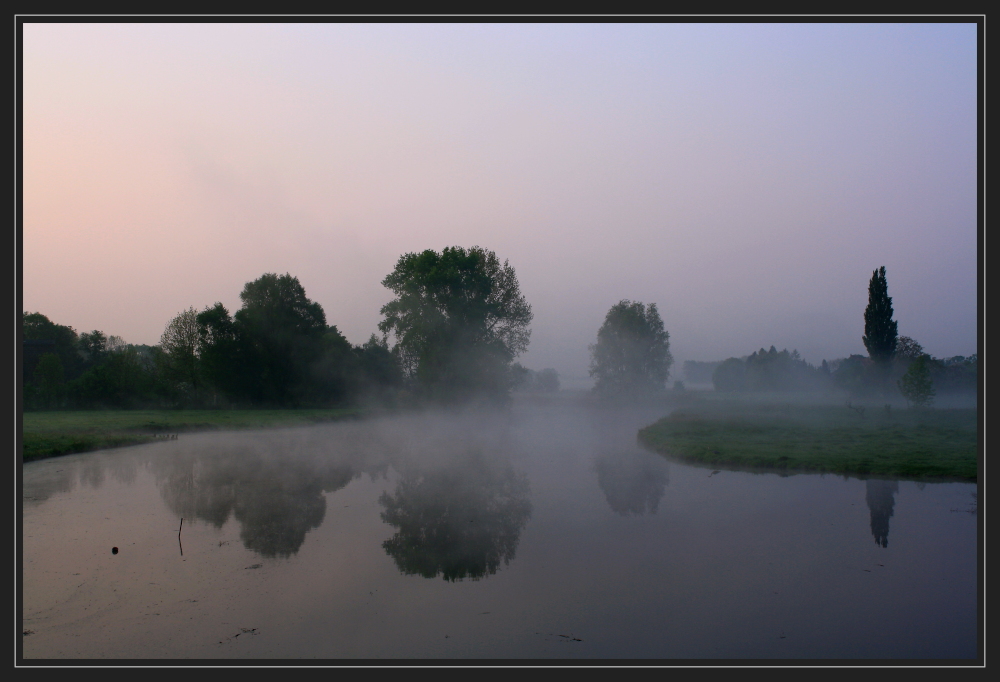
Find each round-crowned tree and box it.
[589,300,672,400]
[160,307,201,389]
[378,246,532,403]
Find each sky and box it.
[21,21,980,387]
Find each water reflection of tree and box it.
[379,454,532,581]
[154,445,368,558]
[594,450,669,516]
[865,479,899,548]
[231,469,330,558]
[24,451,142,509]
[22,464,76,506]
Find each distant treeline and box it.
[23,248,547,411]
[682,360,720,384]
[510,364,560,393]
[22,307,402,411]
[702,341,976,396]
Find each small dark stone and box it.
[112,547,119,554]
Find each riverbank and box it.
[21,408,364,462]
[637,399,978,481]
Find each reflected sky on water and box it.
[21,396,978,660]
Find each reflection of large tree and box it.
[154,444,365,558]
[232,478,328,558]
[22,464,76,507]
[865,479,899,548]
[595,450,669,516]
[379,454,532,581]
[23,451,140,507]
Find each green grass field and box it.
[21,408,364,462]
[637,400,978,481]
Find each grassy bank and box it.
[637,400,978,481]
[21,408,364,462]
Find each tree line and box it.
[23,246,547,410]
[583,266,975,406]
[705,267,976,405]
[22,253,975,411]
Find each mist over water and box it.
[22,394,977,659]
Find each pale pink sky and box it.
[21,22,979,386]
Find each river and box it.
[21,394,979,660]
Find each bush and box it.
[898,354,935,408]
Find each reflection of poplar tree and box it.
[865,479,899,548]
[379,455,532,581]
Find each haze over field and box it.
[21,22,979,387]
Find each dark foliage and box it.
[589,300,672,400]
[683,360,720,385]
[712,347,829,393]
[712,357,747,392]
[379,456,532,581]
[511,364,560,393]
[22,312,85,382]
[194,274,374,408]
[233,273,329,406]
[24,270,405,410]
[378,246,532,404]
[898,354,935,408]
[831,354,873,396]
[862,266,898,365]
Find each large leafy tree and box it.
[589,300,672,399]
[378,246,532,402]
[196,302,241,401]
[160,307,201,390]
[197,273,333,406]
[78,330,110,368]
[22,312,84,380]
[895,336,924,361]
[234,273,328,405]
[862,266,898,365]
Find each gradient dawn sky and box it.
[22,22,979,387]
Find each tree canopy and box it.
[712,357,747,392]
[234,273,329,405]
[196,274,349,406]
[160,307,201,390]
[863,266,898,365]
[589,300,672,399]
[23,312,83,380]
[711,347,829,393]
[898,354,935,408]
[378,246,532,402]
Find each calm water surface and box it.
[21,396,979,660]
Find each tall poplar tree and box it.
[862,266,898,365]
